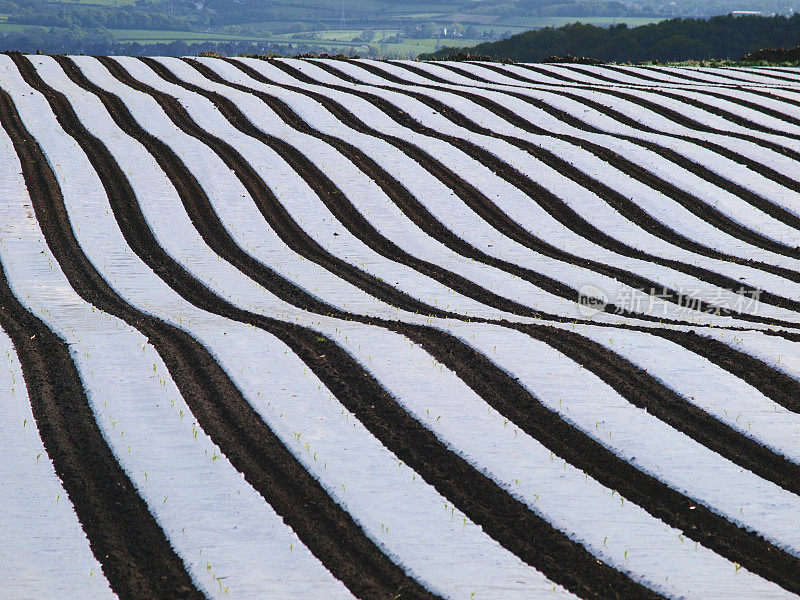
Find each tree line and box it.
[422,14,800,62]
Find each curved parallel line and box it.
[115,72,490,320]
[193,58,740,318]
[378,63,800,246]
[284,59,800,313]
[689,66,800,86]
[465,61,607,86]
[134,60,460,320]
[171,59,800,488]
[744,67,800,83]
[703,86,800,125]
[317,60,800,262]
[484,63,800,184]
[126,56,571,323]
[125,56,800,496]
[559,81,800,183]
[434,61,649,89]
[7,52,436,600]
[34,52,666,600]
[558,64,728,87]
[646,65,775,86]
[215,59,800,336]
[652,87,800,137]
[568,64,682,85]
[51,56,390,322]
[37,54,588,600]
[394,60,800,165]
[512,62,590,83]
[415,321,800,595]
[526,86,800,205]
[640,66,774,86]
[599,86,800,153]
[636,65,744,85]
[588,64,713,85]
[0,90,360,600]
[754,86,800,111]
[546,64,648,85]
[0,330,117,599]
[69,54,800,592]
[668,86,800,130]
[729,85,800,121]
[388,60,488,89]
[450,66,800,233]
[152,57,800,440]
[21,52,800,596]
[255,60,800,403]
[481,62,579,85]
[262,59,799,302]
[746,67,800,79]
[72,52,800,600]
[70,54,800,596]
[0,86,203,600]
[442,61,554,87]
[177,57,718,325]
[419,62,800,233]
[449,61,800,145]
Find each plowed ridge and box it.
[3,54,800,600]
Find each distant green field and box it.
[393,13,447,19]
[110,27,369,51]
[0,22,32,32]
[110,29,265,43]
[375,37,482,58]
[0,10,666,57]
[49,0,141,4]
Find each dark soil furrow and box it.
[743,67,800,83]
[535,87,800,205]
[40,52,672,598]
[21,54,800,596]
[0,84,206,600]
[690,67,800,86]
[514,62,598,83]
[185,56,711,325]
[151,58,800,489]
[422,62,800,228]
[328,60,800,259]
[281,58,800,313]
[376,61,800,259]
[386,60,800,193]
[129,56,554,321]
[9,52,441,600]
[675,86,800,129]
[411,321,800,595]
[642,87,800,140]
[59,55,800,593]
[445,65,800,234]
[51,57,352,320]
[595,86,800,158]
[587,65,685,84]
[107,61,455,322]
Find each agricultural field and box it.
[104,17,665,56]
[2,53,800,600]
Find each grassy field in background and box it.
[110,29,266,43]
[46,0,141,4]
[0,7,666,58]
[0,21,32,33]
